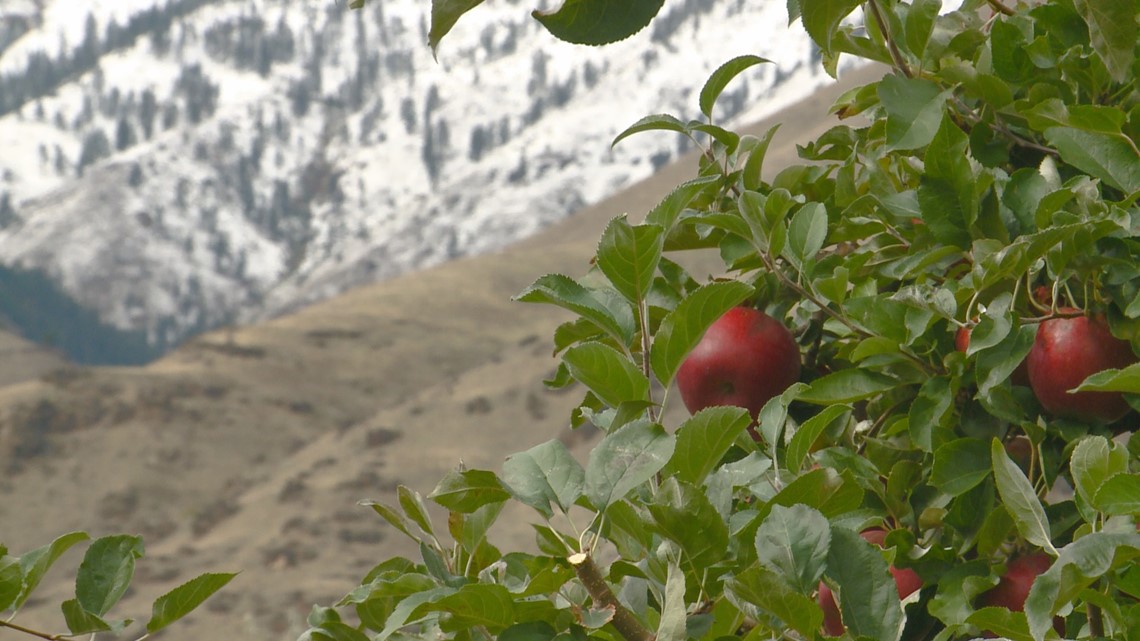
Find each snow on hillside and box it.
[0,0,839,357]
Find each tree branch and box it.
[985,0,1016,16]
[0,619,71,641]
[866,0,913,78]
[569,553,655,641]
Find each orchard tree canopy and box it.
[293,0,1140,640]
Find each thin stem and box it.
[949,95,1058,157]
[0,619,72,640]
[569,553,655,641]
[866,0,913,78]
[639,298,659,423]
[985,0,1016,16]
[1088,601,1105,638]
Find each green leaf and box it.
[699,55,771,120]
[932,438,992,497]
[612,113,689,148]
[376,586,456,641]
[429,469,510,513]
[786,202,828,263]
[742,125,781,191]
[15,531,90,609]
[967,608,1034,641]
[1072,0,1137,82]
[919,114,975,248]
[909,375,954,452]
[765,468,864,518]
[563,342,650,408]
[1074,362,1140,392]
[755,504,830,594]
[585,420,674,509]
[799,0,863,56]
[501,439,585,516]
[657,561,687,641]
[514,274,635,347]
[303,622,373,641]
[878,74,950,151]
[459,500,505,555]
[724,565,823,638]
[427,583,516,631]
[596,216,664,305]
[60,599,116,634]
[645,175,721,233]
[533,0,666,45]
[398,485,436,537]
[428,0,484,54]
[649,281,754,387]
[1093,474,1140,515]
[0,555,21,611]
[649,478,729,569]
[904,0,941,63]
[663,406,752,486]
[1044,127,1140,194]
[798,369,899,404]
[991,439,1056,555]
[824,527,905,641]
[786,405,849,472]
[75,535,144,616]
[1069,436,1125,508]
[147,573,237,633]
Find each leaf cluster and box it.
[316,1,1140,640]
[0,532,235,639]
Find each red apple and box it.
[676,307,800,420]
[956,325,1029,385]
[818,529,922,636]
[1026,311,1137,424]
[977,553,1063,636]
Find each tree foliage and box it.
[303,0,1140,640]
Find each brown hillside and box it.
[0,64,883,640]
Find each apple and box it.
[818,529,922,636]
[1003,435,1033,473]
[1026,311,1138,424]
[956,325,1029,386]
[676,307,800,420]
[977,553,1063,636]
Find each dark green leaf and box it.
[596,216,664,305]
[360,500,418,543]
[563,342,650,408]
[585,420,674,509]
[699,55,771,120]
[427,583,516,631]
[147,573,238,633]
[1044,127,1140,194]
[459,501,505,555]
[649,281,754,387]
[75,535,144,616]
[991,439,1056,555]
[1072,0,1137,82]
[786,405,849,472]
[429,0,484,53]
[657,561,687,641]
[725,565,823,638]
[824,527,905,641]
[786,202,828,263]
[904,0,941,63]
[398,485,436,537]
[1069,436,1125,508]
[502,439,585,516]
[514,274,635,347]
[967,608,1034,641]
[645,175,721,233]
[932,438,992,497]
[755,504,830,593]
[798,369,899,404]
[765,468,864,518]
[909,375,954,452]
[649,478,729,569]
[878,74,949,150]
[612,113,688,148]
[0,555,20,612]
[429,469,510,513]
[663,406,752,486]
[799,0,863,56]
[533,0,666,45]
[742,125,781,191]
[60,599,116,634]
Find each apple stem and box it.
[569,552,656,641]
[638,299,659,423]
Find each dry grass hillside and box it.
[0,64,883,640]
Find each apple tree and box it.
[300,0,1140,640]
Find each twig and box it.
[0,619,70,640]
[866,0,913,78]
[569,553,655,641]
[985,0,1016,16]
[1088,602,1104,638]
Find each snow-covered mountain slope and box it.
[0,0,837,357]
